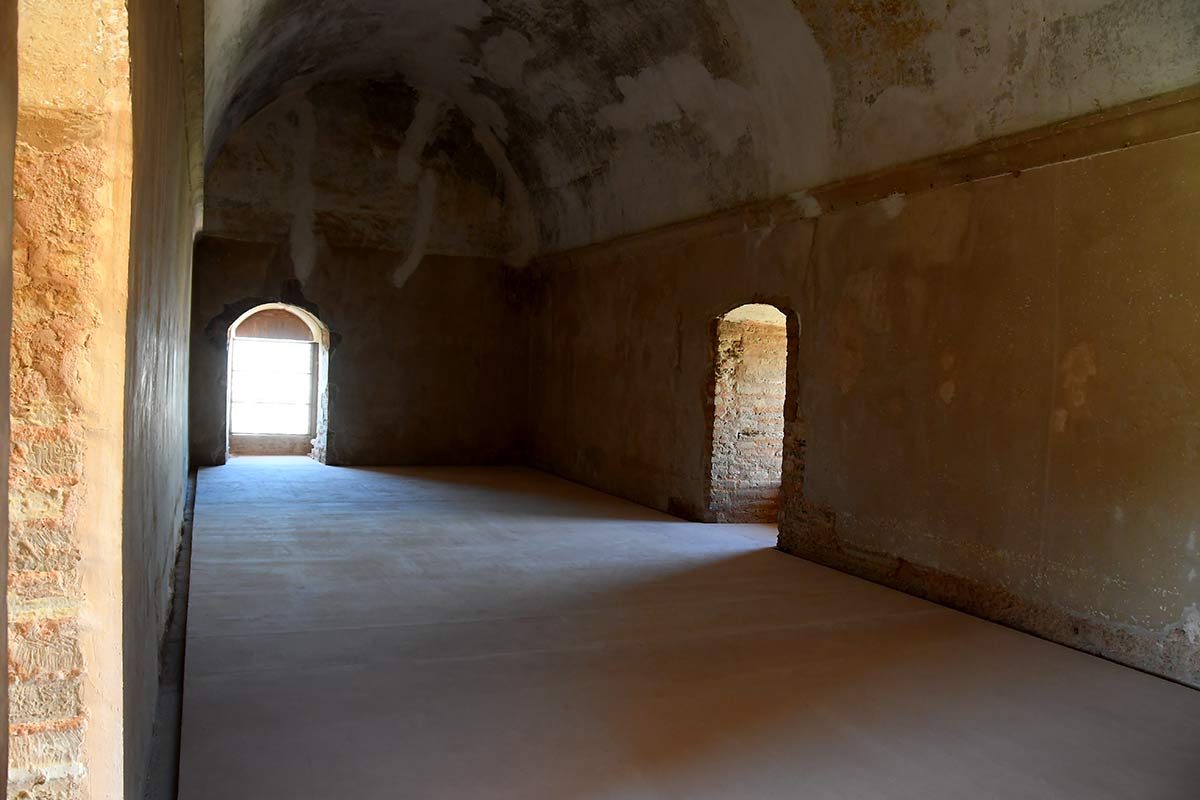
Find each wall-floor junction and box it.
[526,99,1200,689]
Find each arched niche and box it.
[705,303,796,523]
[226,303,331,462]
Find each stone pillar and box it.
[0,1,18,796]
[8,1,132,797]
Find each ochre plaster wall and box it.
[8,2,132,797]
[123,0,196,797]
[528,127,1200,689]
[189,238,528,467]
[0,1,17,792]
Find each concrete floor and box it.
[177,457,1200,799]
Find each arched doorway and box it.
[706,303,789,523]
[227,303,330,460]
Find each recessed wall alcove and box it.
[225,303,331,460]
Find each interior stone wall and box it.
[8,2,132,796]
[189,237,528,467]
[708,317,788,523]
[0,2,17,792]
[525,206,807,520]
[123,0,197,797]
[527,120,1200,689]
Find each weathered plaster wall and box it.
[0,2,17,792]
[202,0,832,255]
[203,0,1200,254]
[123,0,196,797]
[189,237,527,467]
[708,313,788,523]
[8,2,132,797]
[797,0,1200,177]
[527,125,1200,689]
[526,205,807,520]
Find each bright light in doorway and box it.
[229,338,315,435]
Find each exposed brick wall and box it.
[8,132,105,800]
[8,1,132,796]
[0,3,14,793]
[708,318,787,522]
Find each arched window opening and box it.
[227,303,330,460]
[708,303,789,523]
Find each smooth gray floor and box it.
[177,457,1200,799]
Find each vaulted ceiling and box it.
[203,0,1200,257]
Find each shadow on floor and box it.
[178,462,1200,800]
[341,551,978,799]
[216,458,701,525]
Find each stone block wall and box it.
[708,318,788,522]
